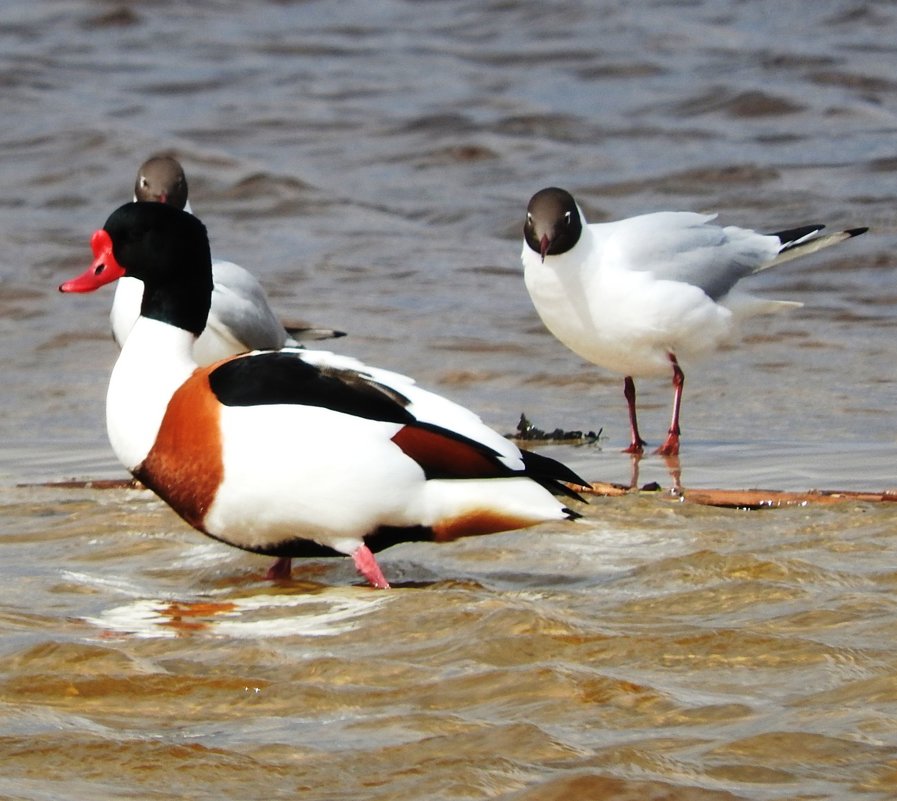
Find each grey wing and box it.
[600,212,782,301]
[208,260,289,351]
[283,324,347,344]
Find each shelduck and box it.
[111,155,344,364]
[522,187,867,456]
[61,202,587,588]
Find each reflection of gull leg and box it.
[662,453,682,495]
[626,451,681,493]
[627,451,641,490]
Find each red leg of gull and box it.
[622,376,647,454]
[266,556,293,581]
[353,545,391,589]
[656,354,684,457]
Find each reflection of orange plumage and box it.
[160,601,238,634]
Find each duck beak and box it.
[59,229,126,293]
[539,234,550,262]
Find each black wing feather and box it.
[208,351,415,425]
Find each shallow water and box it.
[1,0,896,799]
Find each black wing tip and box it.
[284,326,348,340]
[774,224,825,249]
[543,481,587,504]
[521,449,589,485]
[519,449,590,502]
[563,507,583,521]
[775,223,869,252]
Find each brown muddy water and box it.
[1,1,896,799]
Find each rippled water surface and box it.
[1,1,896,799]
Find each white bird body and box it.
[523,210,795,377]
[521,187,866,455]
[63,202,586,588]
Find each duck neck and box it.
[107,316,199,472]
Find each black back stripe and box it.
[208,351,415,424]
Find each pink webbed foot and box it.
[352,544,391,589]
[265,556,293,581]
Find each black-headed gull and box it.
[61,202,587,588]
[522,187,867,456]
[110,155,344,364]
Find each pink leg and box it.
[352,545,391,589]
[266,556,292,580]
[656,354,684,456]
[622,376,647,454]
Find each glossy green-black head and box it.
[60,201,212,336]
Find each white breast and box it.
[106,317,197,471]
[523,231,736,377]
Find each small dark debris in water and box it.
[640,481,663,492]
[509,413,601,444]
[87,8,140,28]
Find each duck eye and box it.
[140,177,149,188]
[564,211,572,223]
